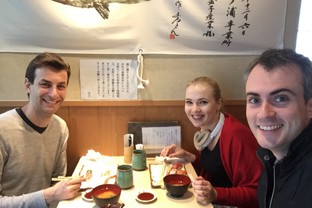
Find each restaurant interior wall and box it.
[0,0,301,175]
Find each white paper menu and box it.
[80,59,138,100]
[141,126,181,154]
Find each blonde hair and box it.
[186,76,222,102]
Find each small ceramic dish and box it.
[82,191,93,202]
[136,190,157,203]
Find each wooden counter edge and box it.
[0,100,245,107]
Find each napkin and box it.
[80,150,117,189]
[155,156,185,164]
[85,149,102,161]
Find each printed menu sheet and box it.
[80,59,138,100]
[142,126,181,154]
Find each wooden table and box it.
[57,156,213,208]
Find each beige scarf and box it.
[193,113,225,151]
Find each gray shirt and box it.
[0,109,68,207]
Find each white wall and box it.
[0,0,301,101]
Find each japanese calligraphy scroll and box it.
[0,0,286,55]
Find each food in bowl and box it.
[91,184,121,207]
[96,190,117,198]
[163,174,191,197]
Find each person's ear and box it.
[217,98,223,112]
[25,78,31,93]
[307,98,312,119]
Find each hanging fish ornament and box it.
[51,0,150,20]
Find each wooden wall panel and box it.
[115,106,145,155]
[0,100,246,175]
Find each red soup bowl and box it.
[91,184,121,207]
[163,174,191,197]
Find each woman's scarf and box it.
[194,113,225,151]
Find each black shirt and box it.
[200,141,232,187]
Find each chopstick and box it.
[51,176,74,182]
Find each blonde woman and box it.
[161,76,262,208]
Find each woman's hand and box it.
[160,144,180,157]
[160,144,196,162]
[193,176,217,205]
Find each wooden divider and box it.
[0,100,247,175]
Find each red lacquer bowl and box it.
[163,174,191,197]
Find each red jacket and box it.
[196,114,262,208]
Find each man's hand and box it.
[44,176,86,205]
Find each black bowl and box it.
[163,174,191,197]
[91,184,121,207]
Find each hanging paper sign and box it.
[80,59,138,100]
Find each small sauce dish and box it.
[82,191,93,202]
[136,190,157,203]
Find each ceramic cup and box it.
[117,165,133,189]
[132,149,146,171]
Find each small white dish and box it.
[136,190,157,203]
[82,191,93,202]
